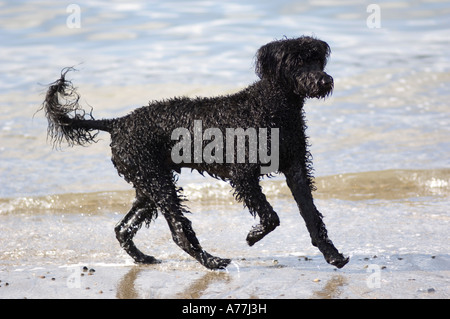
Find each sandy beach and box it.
[1,0,449,300]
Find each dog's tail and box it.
[40,67,114,147]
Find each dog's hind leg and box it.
[163,208,231,270]
[115,191,160,264]
[231,174,280,246]
[136,168,231,270]
[283,164,349,268]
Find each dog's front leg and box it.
[284,165,349,268]
[230,174,280,246]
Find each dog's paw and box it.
[206,257,232,270]
[246,222,278,246]
[246,228,261,246]
[327,255,349,269]
[134,255,161,265]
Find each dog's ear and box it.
[255,40,285,82]
[316,40,331,69]
[255,39,304,92]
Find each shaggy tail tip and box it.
[39,67,106,148]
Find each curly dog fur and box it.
[40,36,348,270]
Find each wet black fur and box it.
[40,36,348,269]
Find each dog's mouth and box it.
[312,79,334,99]
[295,72,334,99]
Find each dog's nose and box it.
[319,75,333,86]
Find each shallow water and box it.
[0,0,449,298]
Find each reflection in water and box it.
[175,271,231,299]
[116,266,230,299]
[116,266,141,299]
[115,265,347,299]
[311,275,348,299]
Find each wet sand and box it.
[1,253,448,299]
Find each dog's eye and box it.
[309,58,321,66]
[314,58,326,69]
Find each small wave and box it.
[313,168,450,201]
[183,168,450,202]
[0,191,134,215]
[1,169,448,215]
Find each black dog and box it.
[41,36,348,270]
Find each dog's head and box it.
[255,36,333,99]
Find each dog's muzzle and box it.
[316,73,334,97]
[296,72,334,98]
[319,74,333,87]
